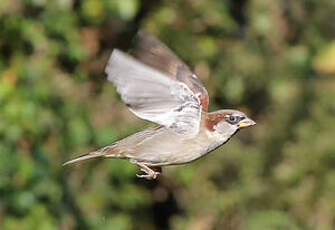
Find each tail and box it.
[63,145,121,166]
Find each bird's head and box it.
[205,109,256,138]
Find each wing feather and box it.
[105,49,201,136]
[132,31,210,111]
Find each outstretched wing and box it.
[105,49,202,136]
[131,31,209,111]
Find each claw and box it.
[136,173,147,178]
[136,173,158,180]
[136,163,161,180]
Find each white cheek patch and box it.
[216,121,236,135]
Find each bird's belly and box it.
[130,133,214,166]
[133,147,205,166]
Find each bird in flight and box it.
[63,31,256,179]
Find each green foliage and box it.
[1,0,335,229]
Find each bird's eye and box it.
[225,115,240,124]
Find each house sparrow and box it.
[63,31,256,179]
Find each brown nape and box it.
[205,111,232,131]
[199,93,209,112]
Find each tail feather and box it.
[63,144,124,166]
[63,144,122,166]
[62,151,105,166]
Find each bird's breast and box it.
[129,128,223,166]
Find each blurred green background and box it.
[1,0,335,229]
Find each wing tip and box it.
[134,30,153,43]
[105,49,121,75]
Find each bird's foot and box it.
[136,163,161,180]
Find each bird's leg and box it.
[136,163,161,180]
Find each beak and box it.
[238,118,256,128]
